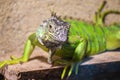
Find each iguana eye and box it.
[49,25,52,29]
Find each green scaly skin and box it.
[0,1,120,79]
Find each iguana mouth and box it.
[42,33,65,48]
[37,36,44,45]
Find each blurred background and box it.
[0,0,120,57]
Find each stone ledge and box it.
[0,51,120,80]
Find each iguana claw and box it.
[54,59,79,79]
[0,57,27,68]
[10,56,17,60]
[61,63,79,79]
[0,61,7,68]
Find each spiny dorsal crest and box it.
[51,11,62,20]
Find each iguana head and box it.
[36,13,70,48]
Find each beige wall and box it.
[0,0,120,54]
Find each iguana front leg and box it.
[0,33,38,68]
[61,37,87,79]
[48,48,55,64]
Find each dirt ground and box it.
[0,0,120,56]
[0,0,120,80]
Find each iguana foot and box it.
[53,59,79,79]
[0,61,7,68]
[61,63,79,79]
[0,57,27,68]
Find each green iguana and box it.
[0,1,120,79]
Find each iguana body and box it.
[0,1,120,79]
[55,20,120,57]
